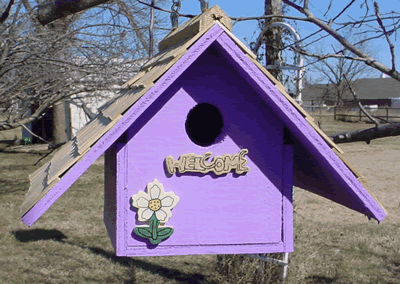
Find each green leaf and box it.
[157,227,173,237]
[135,227,151,238]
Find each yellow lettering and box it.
[223,154,239,172]
[185,156,196,170]
[165,150,250,176]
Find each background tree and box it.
[2,0,400,145]
[263,0,283,82]
[306,29,379,106]
[0,0,168,140]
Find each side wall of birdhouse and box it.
[104,142,126,255]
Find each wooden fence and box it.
[304,105,400,122]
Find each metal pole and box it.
[256,22,305,105]
[281,252,289,283]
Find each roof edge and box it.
[214,31,386,221]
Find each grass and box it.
[1,118,400,283]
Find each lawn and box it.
[0,119,399,283]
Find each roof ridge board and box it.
[158,5,232,52]
[124,20,218,90]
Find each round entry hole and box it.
[185,103,223,147]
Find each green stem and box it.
[150,213,160,240]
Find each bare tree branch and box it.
[37,0,112,25]
[343,74,380,126]
[231,14,309,24]
[137,0,195,18]
[292,45,369,62]
[374,1,396,71]
[19,122,51,145]
[330,0,356,24]
[282,0,400,81]
[0,0,14,24]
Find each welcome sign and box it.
[164,149,250,175]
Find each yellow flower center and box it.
[148,198,162,211]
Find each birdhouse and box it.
[21,5,386,257]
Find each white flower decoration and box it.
[131,179,180,223]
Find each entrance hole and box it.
[185,103,223,147]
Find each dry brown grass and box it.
[1,118,399,283]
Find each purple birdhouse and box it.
[21,5,386,258]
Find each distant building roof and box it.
[303,78,400,101]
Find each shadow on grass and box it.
[304,275,340,283]
[12,229,67,242]
[12,229,211,284]
[87,247,209,284]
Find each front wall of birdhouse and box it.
[111,45,293,256]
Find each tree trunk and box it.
[37,0,109,25]
[264,0,283,82]
[329,123,400,144]
[53,101,71,144]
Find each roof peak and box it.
[158,4,232,52]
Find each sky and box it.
[163,0,400,81]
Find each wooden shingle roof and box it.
[21,5,386,223]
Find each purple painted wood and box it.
[22,22,386,258]
[282,145,294,252]
[112,85,290,256]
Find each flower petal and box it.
[161,192,180,209]
[141,208,154,221]
[161,196,174,207]
[149,185,161,199]
[136,197,149,208]
[131,191,150,208]
[155,209,167,222]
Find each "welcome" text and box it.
[165,149,250,176]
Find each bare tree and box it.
[0,0,168,139]
[305,30,379,106]
[27,0,400,81]
[3,0,400,144]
